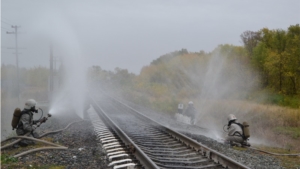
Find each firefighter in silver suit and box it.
[184,101,197,124]
[225,114,244,145]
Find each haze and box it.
[1,0,299,74]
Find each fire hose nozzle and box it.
[37,114,52,127]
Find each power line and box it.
[2,17,13,22]
[1,27,10,31]
[1,51,12,53]
[1,20,13,26]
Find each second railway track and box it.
[89,93,250,169]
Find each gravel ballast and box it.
[1,105,289,169]
[120,98,287,169]
[183,132,283,169]
[1,111,111,169]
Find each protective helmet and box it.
[24,99,37,110]
[188,101,193,105]
[227,114,237,122]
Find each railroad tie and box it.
[87,110,137,169]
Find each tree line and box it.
[2,24,299,110]
[88,24,300,110]
[241,24,300,95]
[1,64,49,98]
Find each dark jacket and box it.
[16,110,37,135]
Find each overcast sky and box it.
[1,0,300,74]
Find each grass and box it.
[274,127,300,139]
[133,96,300,151]
[255,146,300,168]
[1,163,66,169]
[256,146,299,154]
[1,154,18,164]
[232,145,300,168]
[40,137,54,143]
[1,152,65,169]
[48,166,65,169]
[249,90,300,109]
[24,165,66,169]
[232,146,248,151]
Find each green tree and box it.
[253,25,300,95]
[285,24,300,94]
[240,30,261,57]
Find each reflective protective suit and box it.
[184,105,197,124]
[16,110,39,146]
[225,122,244,144]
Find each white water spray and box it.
[31,11,88,118]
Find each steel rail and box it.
[90,96,160,169]
[101,93,251,169]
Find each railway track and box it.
[89,93,250,169]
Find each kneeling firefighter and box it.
[12,99,47,147]
[225,114,250,147]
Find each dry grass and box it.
[191,99,300,151]
[128,94,300,151]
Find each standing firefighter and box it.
[225,114,250,147]
[184,101,197,124]
[14,99,41,147]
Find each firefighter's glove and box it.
[32,125,37,131]
[39,117,47,123]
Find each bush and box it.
[281,96,300,108]
[267,93,284,105]
[250,90,300,108]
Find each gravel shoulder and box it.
[121,99,293,169]
[1,106,297,169]
[1,112,110,169]
[182,132,284,169]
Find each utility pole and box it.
[53,56,61,92]
[7,25,21,101]
[50,44,54,92]
[53,57,61,73]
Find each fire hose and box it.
[1,113,53,150]
[38,120,83,138]
[0,132,31,150]
[1,114,85,158]
[10,136,68,158]
[11,120,85,158]
[249,147,300,157]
